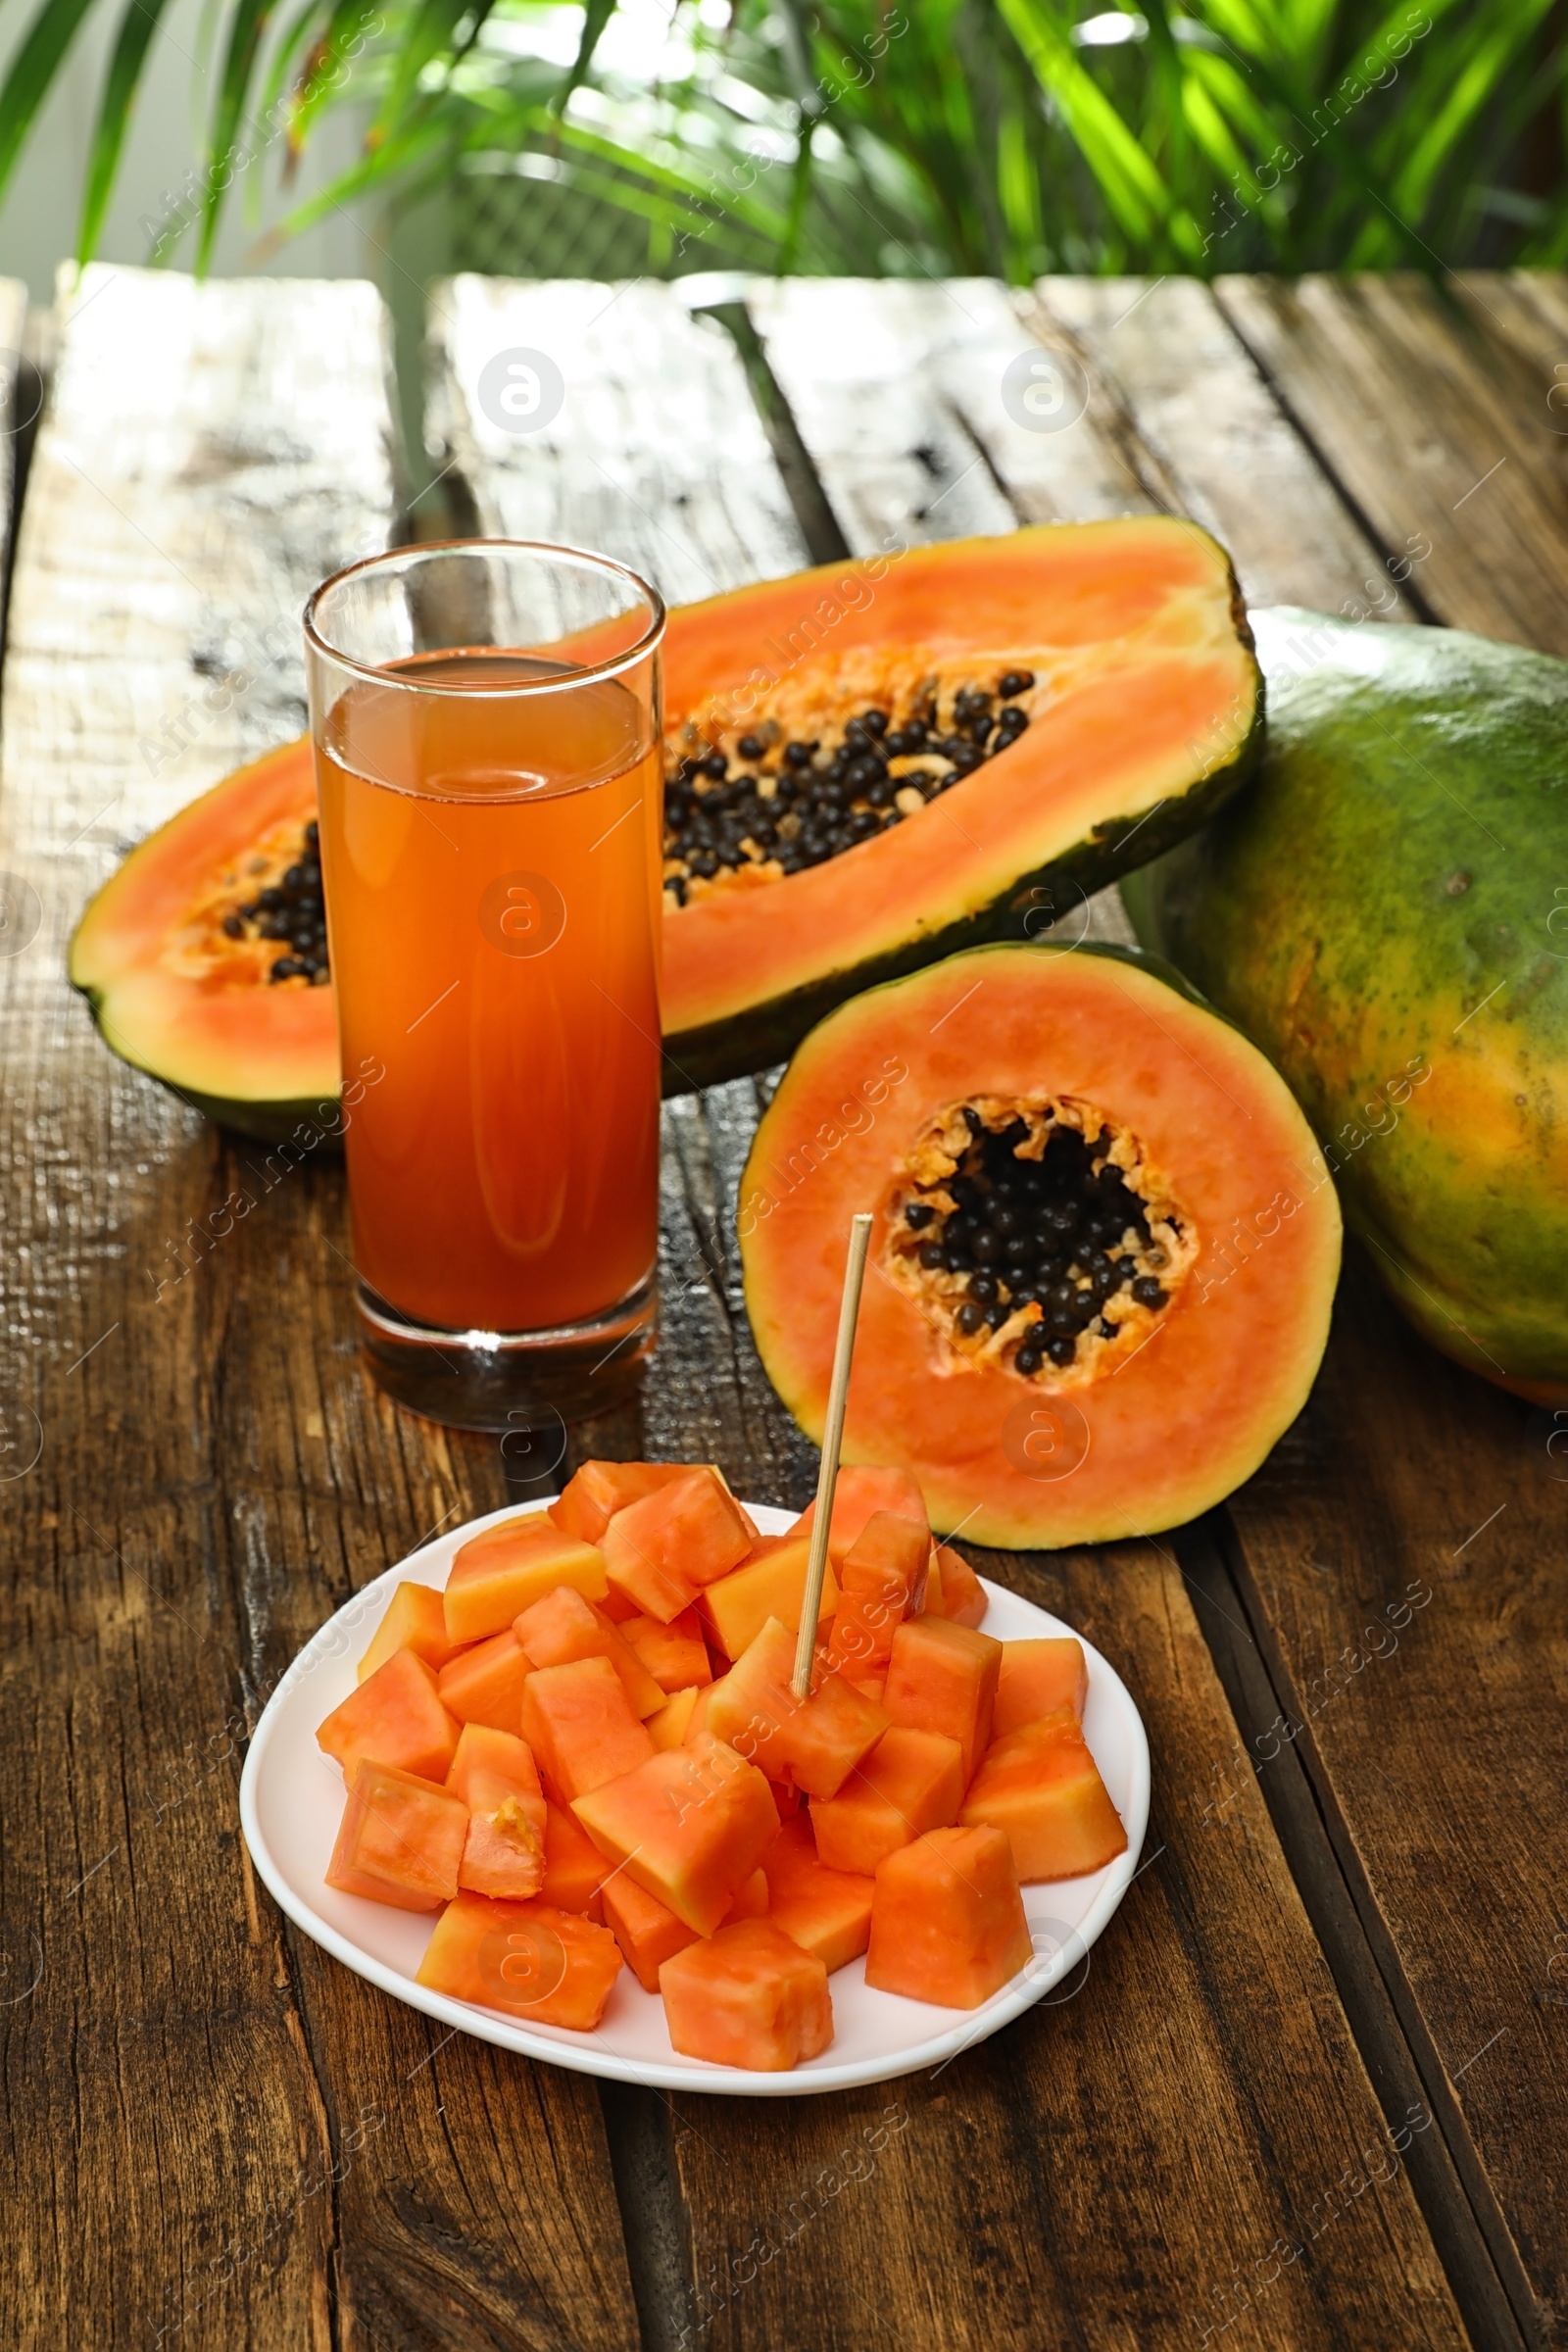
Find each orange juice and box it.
[316,652,662,1334]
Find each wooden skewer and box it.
[792,1211,874,1701]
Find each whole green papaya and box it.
[1124,607,1568,1406]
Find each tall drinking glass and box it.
[303,540,665,1429]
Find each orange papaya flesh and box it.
[660,521,1261,1090]
[928,1545,987,1630]
[994,1639,1089,1736]
[445,1724,547,1901]
[865,1826,1033,2009]
[549,1459,696,1544]
[882,1616,1002,1785]
[571,1736,779,1936]
[357,1582,462,1684]
[326,1760,468,1912]
[540,1801,612,1917]
[809,1725,965,1877]
[617,1605,713,1693]
[794,1466,928,1563]
[724,1866,771,1922]
[601,1871,701,1991]
[66,736,340,1140]
[520,1656,656,1806]
[826,1511,927,1676]
[761,1815,875,1974]
[648,1685,702,1750]
[960,1711,1128,1881]
[317,1647,460,1786]
[514,1585,667,1719]
[697,1532,839,1661]
[659,1920,833,2072]
[775,1668,888,1801]
[444,1513,607,1642]
[436,1629,532,1735]
[416,1892,623,2030]
[703,1617,802,1782]
[741,942,1341,1548]
[602,1470,752,1621]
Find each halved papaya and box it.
[68,738,338,1141]
[71,523,1257,1131]
[740,942,1342,1548]
[662,521,1259,1087]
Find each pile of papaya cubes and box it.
[317,1459,1128,2073]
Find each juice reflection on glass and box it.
[304,544,665,1430]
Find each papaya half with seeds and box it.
[69,520,1259,1137]
[69,736,339,1142]
[661,518,1261,1089]
[1124,608,1568,1407]
[738,942,1342,1550]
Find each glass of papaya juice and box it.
[303,540,665,1429]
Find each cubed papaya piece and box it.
[648,1686,702,1750]
[416,1892,622,2029]
[761,1814,874,1973]
[681,1681,720,1745]
[520,1655,656,1805]
[357,1581,462,1684]
[514,1585,666,1719]
[704,1617,801,1781]
[660,1920,833,2072]
[844,1671,886,1706]
[318,1647,460,1785]
[617,1606,713,1694]
[930,1543,987,1629]
[444,1512,607,1643]
[810,1726,965,1876]
[325,1760,467,1911]
[600,1871,699,1990]
[446,1723,546,1900]
[698,1534,841,1663]
[865,1825,1032,2008]
[883,1616,1002,1784]
[796,1467,927,1562]
[994,1638,1089,1735]
[774,1670,887,1800]
[723,1866,770,1921]
[603,1469,753,1621]
[549,1460,694,1544]
[436,1628,532,1735]
[826,1512,929,1677]
[572,1735,779,1936]
[540,1800,612,1917]
[960,1713,1127,1880]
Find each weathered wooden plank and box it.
[1082,270,1565,2346]
[0,264,640,2349]
[1213,271,1568,651]
[1028,274,1420,619]
[424,275,808,601]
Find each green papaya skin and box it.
[1123,607,1568,1406]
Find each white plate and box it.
[240,1498,1150,2095]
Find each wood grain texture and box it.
[0,264,640,2350]
[424,276,808,602]
[1028,274,1419,619]
[1213,271,1568,650]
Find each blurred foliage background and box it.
[4,0,1565,281]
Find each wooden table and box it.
[1,262,1563,2351]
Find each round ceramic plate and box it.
[239,1498,1150,2095]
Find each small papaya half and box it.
[738,943,1342,1548]
[68,736,337,1141]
